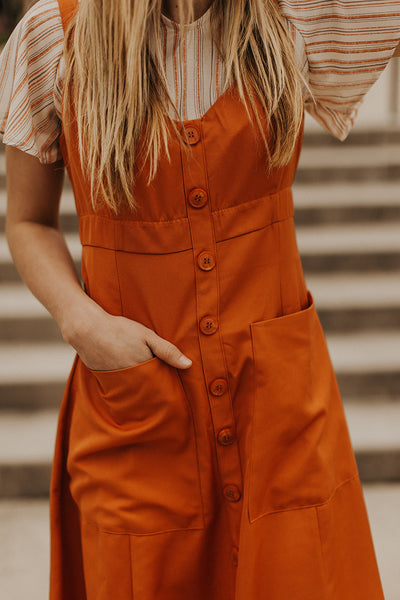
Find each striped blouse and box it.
[0,0,399,164]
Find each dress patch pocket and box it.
[248,290,359,523]
[67,355,205,535]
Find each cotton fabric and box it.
[1,0,400,164]
[45,1,400,598]
[2,1,400,598]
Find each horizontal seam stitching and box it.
[80,513,205,537]
[80,242,192,255]
[212,188,292,218]
[251,472,359,522]
[79,214,189,226]
[215,215,292,244]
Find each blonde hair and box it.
[63,0,305,214]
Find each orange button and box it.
[217,428,236,446]
[188,188,208,208]
[184,125,200,145]
[199,316,218,335]
[197,251,216,271]
[232,546,239,567]
[223,485,241,503]
[209,378,227,396]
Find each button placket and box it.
[181,121,243,543]
[232,546,239,567]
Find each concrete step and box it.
[1,179,400,232]
[1,140,400,192]
[0,400,398,498]
[295,142,400,184]
[297,222,400,272]
[1,219,400,282]
[0,499,51,600]
[0,343,75,386]
[0,411,56,497]
[1,483,399,599]
[1,126,400,152]
[344,400,400,482]
[0,343,74,410]
[0,328,399,410]
[326,331,400,398]
[1,184,400,232]
[308,271,400,332]
[1,272,399,342]
[301,126,400,147]
[0,284,63,341]
[293,181,400,225]
[297,221,400,254]
[298,143,400,170]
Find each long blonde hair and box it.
[63,0,305,214]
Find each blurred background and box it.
[0,2,400,599]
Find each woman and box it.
[1,0,400,598]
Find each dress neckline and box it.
[160,3,213,29]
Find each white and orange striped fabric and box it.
[280,0,400,140]
[0,0,399,164]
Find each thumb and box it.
[146,333,192,369]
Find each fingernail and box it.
[179,355,192,367]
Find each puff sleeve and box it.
[0,0,65,163]
[279,0,400,139]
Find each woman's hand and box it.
[5,147,192,372]
[63,302,192,371]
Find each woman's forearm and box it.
[5,146,103,345]
[5,219,103,342]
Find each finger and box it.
[146,333,192,369]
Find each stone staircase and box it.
[0,128,399,497]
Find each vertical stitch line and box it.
[128,535,135,600]
[315,506,330,595]
[178,132,210,526]
[183,33,187,120]
[173,23,179,112]
[199,117,245,481]
[113,222,124,315]
[197,19,202,117]
[216,51,220,97]
[161,19,167,74]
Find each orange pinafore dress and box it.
[50,1,385,598]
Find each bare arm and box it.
[5,146,95,334]
[5,146,192,370]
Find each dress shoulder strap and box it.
[57,0,79,34]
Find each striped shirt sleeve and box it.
[0,0,64,163]
[279,0,400,140]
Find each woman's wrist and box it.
[58,291,107,348]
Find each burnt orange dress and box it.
[50,1,385,598]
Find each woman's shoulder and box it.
[0,0,66,164]
[277,0,400,140]
[2,0,65,61]
[17,0,64,36]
